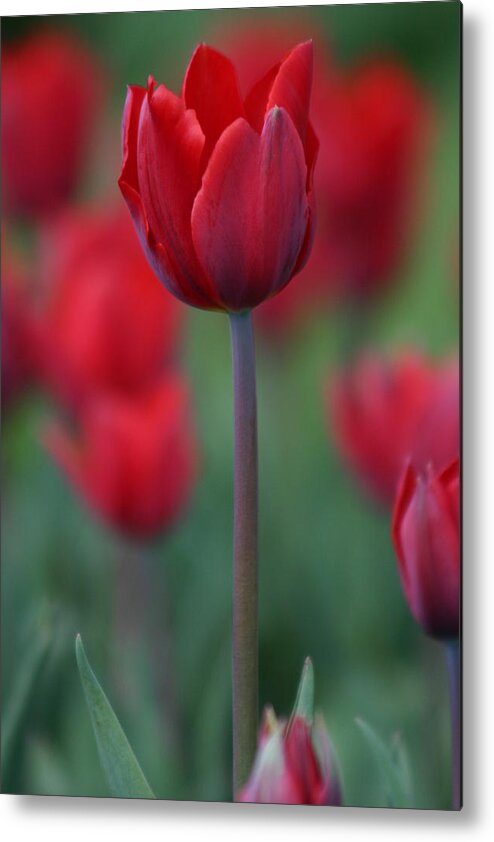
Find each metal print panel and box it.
[1,1,461,809]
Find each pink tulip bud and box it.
[392,458,460,639]
[238,707,342,806]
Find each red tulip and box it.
[119,41,317,312]
[328,352,459,504]
[392,458,460,639]
[1,31,102,219]
[37,205,183,411]
[238,708,342,806]
[316,60,431,299]
[44,376,197,539]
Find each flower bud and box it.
[392,458,460,639]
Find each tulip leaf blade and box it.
[356,718,414,809]
[289,656,315,726]
[75,634,155,799]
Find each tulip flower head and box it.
[119,41,317,312]
[44,376,197,539]
[238,706,341,806]
[392,458,460,639]
[2,31,102,218]
[316,60,431,299]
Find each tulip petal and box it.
[136,81,221,308]
[244,41,313,144]
[191,108,308,311]
[244,63,280,133]
[182,44,245,168]
[118,86,154,252]
[120,85,146,192]
[266,40,313,143]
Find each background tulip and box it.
[36,205,183,411]
[44,376,197,539]
[1,30,102,219]
[119,41,317,312]
[328,352,459,504]
[316,60,431,300]
[392,458,459,640]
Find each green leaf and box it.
[355,718,414,809]
[75,634,155,799]
[289,656,315,726]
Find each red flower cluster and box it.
[2,31,102,219]
[392,458,460,639]
[37,205,197,539]
[119,41,317,312]
[238,708,341,806]
[37,206,182,411]
[328,352,459,504]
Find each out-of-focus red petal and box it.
[136,82,220,308]
[191,108,308,311]
[182,44,245,168]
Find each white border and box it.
[2,0,494,838]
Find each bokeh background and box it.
[2,3,460,807]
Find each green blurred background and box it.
[2,2,460,807]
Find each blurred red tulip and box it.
[238,708,342,806]
[1,31,102,219]
[1,249,37,407]
[44,376,197,538]
[328,352,459,504]
[392,458,459,639]
[317,60,431,299]
[119,41,317,312]
[37,205,183,411]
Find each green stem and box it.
[445,639,461,810]
[229,310,259,797]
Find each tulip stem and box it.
[445,639,461,809]
[229,310,259,797]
